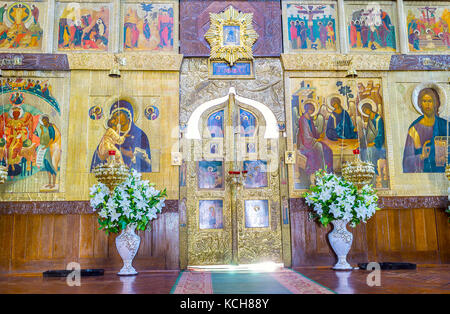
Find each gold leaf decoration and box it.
[204,6,258,66]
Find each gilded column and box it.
[227,92,239,265]
[396,0,408,54]
[337,0,348,54]
[46,0,55,53]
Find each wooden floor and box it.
[0,270,180,294]
[0,266,449,294]
[295,265,450,294]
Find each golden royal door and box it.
[185,91,283,266]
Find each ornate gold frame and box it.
[204,6,258,66]
[208,60,255,80]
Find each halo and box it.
[7,3,32,25]
[358,98,377,117]
[109,107,132,135]
[326,94,347,112]
[9,106,24,119]
[38,113,49,124]
[102,95,139,133]
[105,95,139,123]
[300,99,319,117]
[411,82,447,116]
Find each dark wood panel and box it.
[289,197,448,267]
[435,208,450,264]
[0,197,448,273]
[0,212,179,274]
[0,215,13,271]
[367,208,442,264]
[0,200,179,214]
[289,207,368,267]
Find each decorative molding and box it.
[390,55,450,71]
[180,58,285,123]
[282,54,391,71]
[67,53,184,71]
[0,200,179,215]
[289,196,448,212]
[377,196,447,210]
[0,53,69,71]
[282,54,450,72]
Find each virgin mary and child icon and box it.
[90,100,152,172]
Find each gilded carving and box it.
[204,6,258,66]
[67,53,183,71]
[185,103,283,265]
[180,58,285,124]
[281,53,392,71]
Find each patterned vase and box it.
[328,220,353,270]
[115,224,140,276]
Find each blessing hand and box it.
[420,140,431,160]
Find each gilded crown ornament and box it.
[93,150,129,194]
[204,6,258,66]
[342,149,375,190]
[0,165,7,184]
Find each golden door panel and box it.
[186,97,282,265]
[187,105,232,265]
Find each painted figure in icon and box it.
[198,161,223,189]
[5,107,29,170]
[0,79,62,192]
[97,115,127,164]
[407,6,450,52]
[199,200,223,229]
[296,102,333,180]
[403,88,448,173]
[359,100,387,187]
[57,4,109,51]
[89,105,103,120]
[223,25,239,46]
[286,4,337,51]
[0,2,44,49]
[91,100,152,172]
[207,110,224,138]
[158,7,173,48]
[245,200,269,228]
[348,6,396,51]
[34,115,61,190]
[244,160,268,188]
[326,96,358,141]
[123,4,173,51]
[240,109,256,137]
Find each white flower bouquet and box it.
[89,169,167,234]
[304,169,379,227]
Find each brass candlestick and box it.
[342,150,375,190]
[0,165,7,184]
[93,151,129,194]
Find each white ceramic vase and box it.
[328,220,353,270]
[115,224,140,276]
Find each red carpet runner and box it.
[171,268,335,294]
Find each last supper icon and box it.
[223,25,240,46]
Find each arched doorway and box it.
[183,88,284,266]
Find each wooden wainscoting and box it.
[0,201,179,274]
[290,197,450,267]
